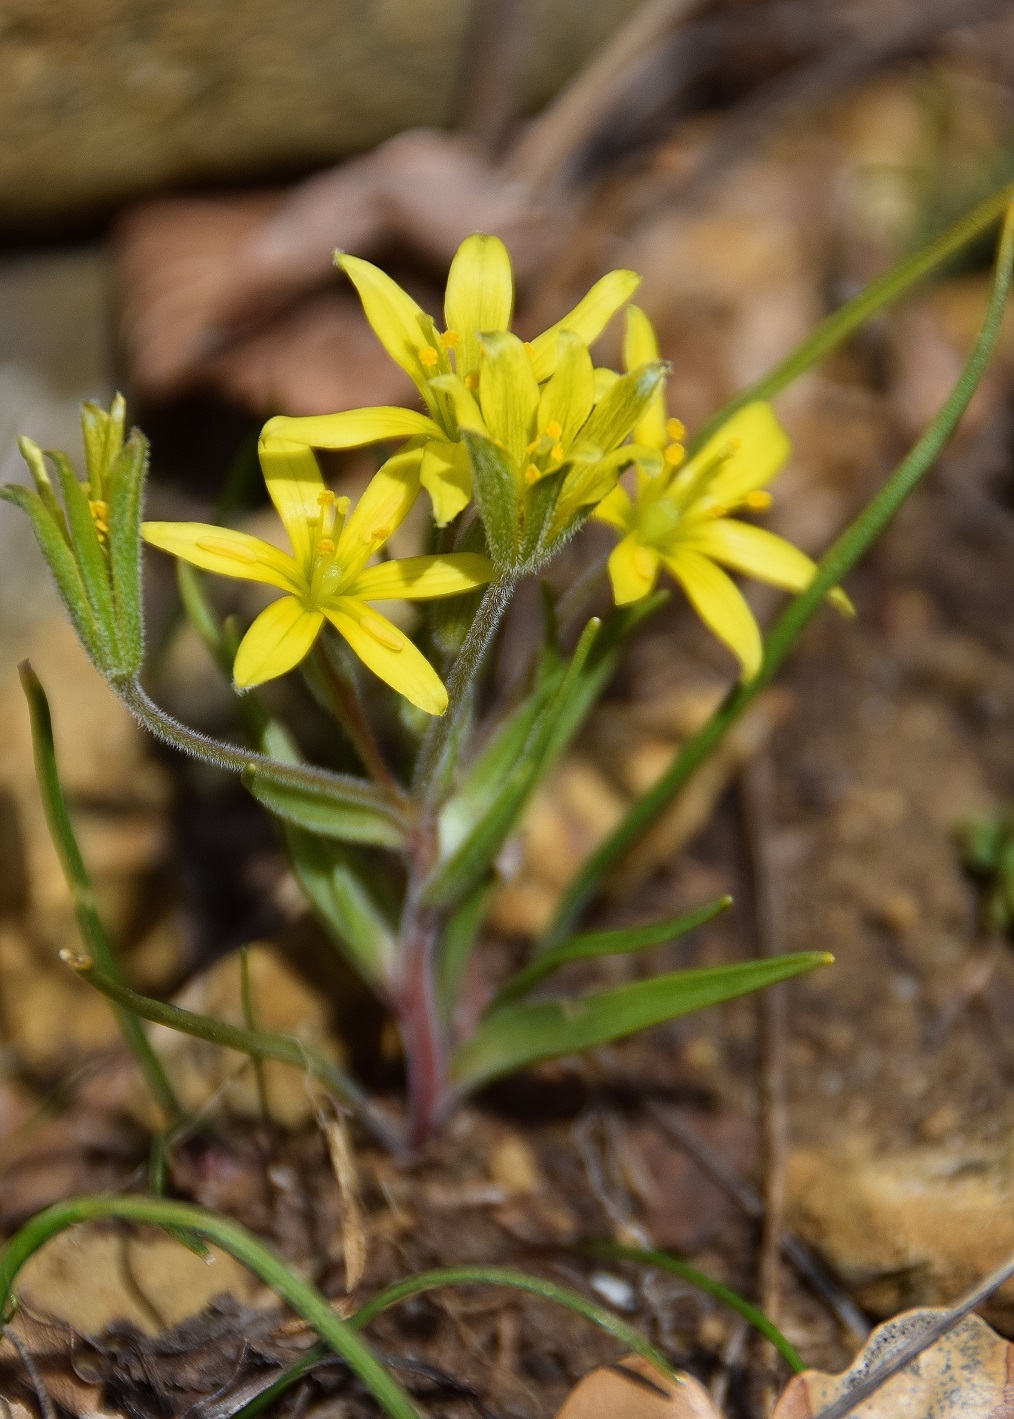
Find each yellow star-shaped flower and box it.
[143,441,493,713]
[256,234,641,528]
[593,307,852,681]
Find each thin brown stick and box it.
[741,751,789,1412]
[3,1326,57,1419]
[812,1250,1014,1419]
[647,1102,869,1344]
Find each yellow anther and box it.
[666,418,686,442]
[465,371,480,391]
[525,438,540,455]
[88,499,109,521]
[368,523,393,543]
[663,442,686,467]
[439,329,460,349]
[315,537,335,556]
[546,419,563,440]
[524,463,541,486]
[360,611,403,651]
[317,489,336,506]
[705,503,728,520]
[744,490,773,511]
[551,443,565,462]
[419,347,439,369]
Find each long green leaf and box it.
[107,430,149,676]
[285,828,396,987]
[19,664,182,1124]
[242,762,406,849]
[0,1196,417,1419]
[46,448,122,671]
[63,954,405,1154]
[543,196,1014,949]
[452,951,832,1090]
[689,181,1014,452]
[438,877,495,1020]
[461,430,519,567]
[490,896,732,1009]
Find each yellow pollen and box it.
[368,523,393,542]
[360,611,403,651]
[551,443,565,462]
[524,463,541,486]
[666,418,686,441]
[744,490,773,511]
[88,499,109,528]
[525,438,539,455]
[664,442,685,467]
[546,420,563,440]
[315,537,335,555]
[419,347,439,369]
[439,329,460,349]
[465,371,480,391]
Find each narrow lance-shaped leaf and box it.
[438,877,495,1021]
[452,951,833,1090]
[489,895,732,1009]
[285,828,397,988]
[461,430,519,568]
[243,758,406,850]
[107,430,149,676]
[46,448,122,672]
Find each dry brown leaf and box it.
[555,1353,723,1419]
[773,1308,1014,1418]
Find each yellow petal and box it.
[591,484,633,532]
[624,306,668,450]
[682,518,817,592]
[594,367,620,402]
[325,599,448,715]
[537,331,594,446]
[346,553,494,601]
[428,373,488,439]
[336,446,424,577]
[474,330,538,468]
[663,548,762,681]
[420,440,473,526]
[142,522,302,593]
[257,435,324,567]
[685,402,791,509]
[444,233,514,377]
[528,269,641,381]
[608,534,660,605]
[233,596,323,688]
[261,407,442,450]
[336,254,437,393]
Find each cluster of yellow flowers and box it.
[144,234,841,713]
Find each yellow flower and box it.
[142,440,493,713]
[261,234,640,527]
[593,307,852,681]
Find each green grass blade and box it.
[490,896,732,1010]
[542,197,1014,949]
[689,181,1014,452]
[62,953,406,1155]
[19,663,182,1126]
[586,1242,806,1373]
[453,951,832,1090]
[0,1195,418,1419]
[107,431,149,676]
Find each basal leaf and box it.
[285,828,396,987]
[243,764,406,849]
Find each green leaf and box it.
[47,448,121,672]
[0,484,105,669]
[452,951,832,1090]
[438,876,495,1020]
[576,360,667,455]
[285,828,396,987]
[489,895,732,1009]
[242,762,406,850]
[461,430,518,568]
[107,430,148,676]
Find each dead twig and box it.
[3,1326,58,1419]
[647,1102,870,1344]
[741,750,789,1415]
[811,1249,1014,1419]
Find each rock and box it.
[555,1353,722,1419]
[1,0,639,225]
[786,1135,1014,1328]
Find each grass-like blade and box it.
[542,196,1014,949]
[285,828,396,987]
[19,663,182,1125]
[0,1195,418,1419]
[242,762,406,849]
[489,895,732,1009]
[452,951,832,1090]
[586,1241,806,1373]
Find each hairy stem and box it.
[412,574,518,807]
